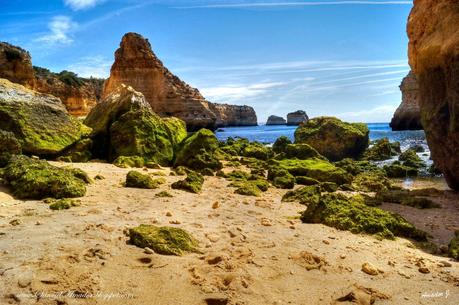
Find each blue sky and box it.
[1,0,413,123]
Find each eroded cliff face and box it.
[266,115,286,125]
[287,110,309,125]
[390,71,422,131]
[103,33,217,131]
[0,42,103,116]
[407,0,459,190]
[209,103,257,127]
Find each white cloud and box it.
[64,0,104,10]
[336,104,398,122]
[178,1,412,9]
[36,16,77,45]
[67,56,112,78]
[201,82,286,100]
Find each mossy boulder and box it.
[129,225,199,256]
[0,130,21,167]
[334,158,379,176]
[351,171,392,192]
[282,144,323,160]
[301,193,427,241]
[219,137,249,156]
[448,231,459,260]
[84,85,187,166]
[171,171,204,193]
[399,149,425,169]
[48,198,79,210]
[363,138,401,161]
[295,176,320,186]
[294,117,369,161]
[268,167,295,189]
[2,155,88,199]
[272,158,351,185]
[56,138,93,163]
[113,156,145,168]
[375,190,440,209]
[0,79,90,156]
[241,142,272,160]
[384,162,418,178]
[125,171,165,189]
[174,129,222,171]
[282,185,321,205]
[319,182,338,192]
[272,136,292,154]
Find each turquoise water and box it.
[215,123,427,150]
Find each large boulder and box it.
[407,0,459,190]
[84,84,187,166]
[294,117,369,161]
[390,71,422,131]
[0,79,90,156]
[0,130,21,166]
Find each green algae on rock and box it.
[334,158,379,176]
[174,129,222,171]
[56,138,93,163]
[84,85,187,166]
[113,156,146,168]
[301,193,428,241]
[171,171,204,193]
[0,79,90,157]
[282,144,323,160]
[125,171,165,189]
[2,155,88,199]
[282,185,321,205]
[363,138,401,161]
[267,167,295,189]
[272,136,292,154]
[383,162,418,178]
[351,171,392,192]
[48,198,80,210]
[156,191,173,198]
[398,149,425,169]
[241,142,272,160]
[448,231,459,260]
[375,190,440,209]
[129,225,199,256]
[294,117,369,161]
[0,130,21,167]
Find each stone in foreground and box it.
[129,225,199,256]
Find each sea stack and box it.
[208,103,257,127]
[287,110,309,125]
[103,33,217,131]
[266,115,286,125]
[390,71,422,131]
[407,0,459,190]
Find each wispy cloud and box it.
[64,0,104,11]
[336,104,398,122]
[177,1,412,9]
[36,16,77,45]
[201,81,286,100]
[67,56,111,78]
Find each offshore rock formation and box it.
[0,42,103,116]
[103,33,217,131]
[390,71,422,130]
[287,110,309,125]
[0,78,90,156]
[266,115,286,125]
[407,0,459,190]
[208,103,257,127]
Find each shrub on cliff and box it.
[294,117,369,161]
[301,193,427,241]
[2,155,88,199]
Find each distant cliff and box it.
[266,115,286,125]
[390,71,422,131]
[287,110,309,125]
[209,103,257,127]
[0,42,103,116]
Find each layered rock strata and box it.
[209,103,257,127]
[390,71,422,130]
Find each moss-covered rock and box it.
[219,137,249,156]
[156,191,173,198]
[171,171,204,193]
[268,167,296,189]
[113,156,145,168]
[319,182,338,192]
[295,176,320,186]
[233,182,262,196]
[174,166,191,176]
[0,130,21,167]
[129,225,199,256]
[0,79,90,156]
[375,190,440,209]
[174,129,222,171]
[351,171,391,192]
[125,171,165,189]
[294,117,369,161]
[84,85,186,166]
[282,144,323,160]
[383,162,419,178]
[399,149,425,169]
[363,138,401,161]
[241,142,272,160]
[272,136,292,154]
[301,193,427,241]
[48,198,79,210]
[272,158,351,185]
[334,158,379,176]
[448,231,459,260]
[2,155,88,199]
[282,185,321,205]
[57,138,93,163]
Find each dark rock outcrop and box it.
[103,33,217,131]
[407,0,459,190]
[287,110,309,125]
[208,103,257,127]
[0,42,103,116]
[294,117,369,161]
[390,71,422,130]
[0,78,90,156]
[266,115,286,125]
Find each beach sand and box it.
[0,162,458,305]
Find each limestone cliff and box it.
[266,115,286,125]
[390,71,422,131]
[209,103,257,127]
[0,42,103,116]
[103,33,217,131]
[287,110,309,125]
[407,0,459,190]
